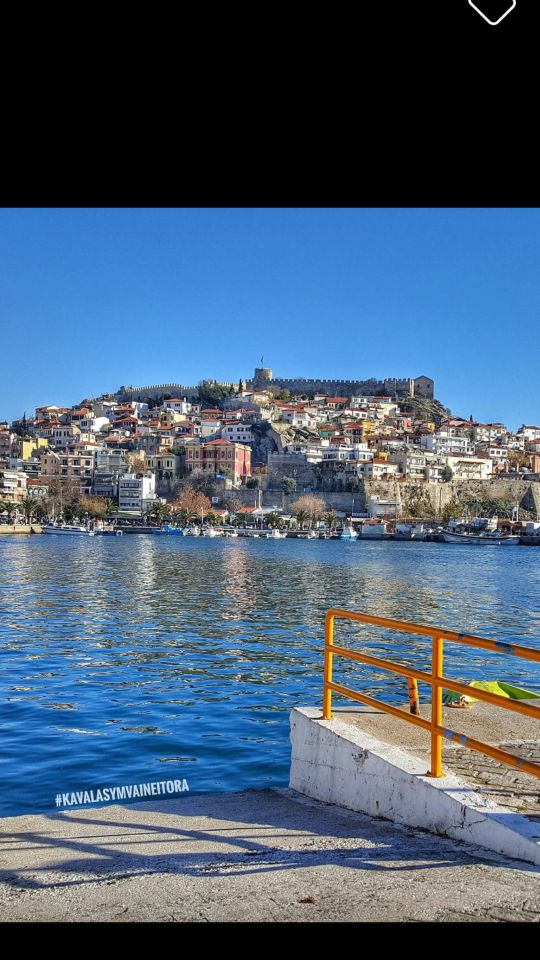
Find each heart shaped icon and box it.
[468,0,516,25]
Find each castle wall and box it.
[118,383,199,400]
[249,376,417,398]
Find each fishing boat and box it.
[153,524,184,536]
[267,528,286,539]
[340,524,358,541]
[306,530,318,539]
[442,514,519,545]
[183,525,200,536]
[442,530,519,545]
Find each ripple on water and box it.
[0,536,539,815]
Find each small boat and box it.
[224,530,238,538]
[203,527,223,537]
[306,530,318,539]
[442,530,519,545]
[183,525,200,536]
[153,524,184,536]
[340,524,358,541]
[43,523,93,536]
[267,528,286,539]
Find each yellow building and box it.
[19,438,49,460]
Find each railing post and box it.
[407,678,420,716]
[428,634,444,777]
[323,611,334,719]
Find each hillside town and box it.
[1,367,540,531]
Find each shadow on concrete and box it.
[0,788,519,893]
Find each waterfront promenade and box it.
[1,788,540,922]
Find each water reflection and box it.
[0,536,539,815]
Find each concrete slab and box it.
[335,701,540,750]
[1,789,540,921]
[289,708,540,866]
[335,703,540,818]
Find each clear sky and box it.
[1,208,538,430]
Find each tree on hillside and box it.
[246,477,261,489]
[441,465,453,482]
[197,382,232,409]
[280,477,297,495]
[127,452,147,475]
[508,450,529,470]
[269,388,291,402]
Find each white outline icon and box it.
[468,0,516,25]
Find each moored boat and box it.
[43,523,93,535]
[442,530,519,545]
[340,524,358,541]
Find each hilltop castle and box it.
[116,369,434,402]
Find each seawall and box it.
[0,525,42,535]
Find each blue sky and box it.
[1,208,538,429]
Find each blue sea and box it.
[1,535,539,816]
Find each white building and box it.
[444,455,493,480]
[389,451,427,480]
[357,459,399,479]
[322,443,372,462]
[78,415,110,434]
[118,472,157,514]
[220,423,255,444]
[367,495,401,518]
[518,425,540,442]
[163,399,191,414]
[420,433,473,456]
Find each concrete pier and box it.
[290,703,540,866]
[1,789,540,921]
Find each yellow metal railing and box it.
[323,609,540,779]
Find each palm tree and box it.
[104,498,117,517]
[323,510,337,532]
[266,511,282,530]
[0,500,19,523]
[294,508,309,531]
[145,501,169,524]
[21,495,42,524]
